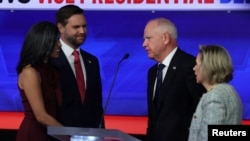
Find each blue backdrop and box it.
[0,10,249,119]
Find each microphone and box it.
[98,53,130,128]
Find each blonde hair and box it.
[199,44,233,84]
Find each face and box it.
[58,14,87,49]
[142,21,167,62]
[50,40,62,58]
[193,53,203,84]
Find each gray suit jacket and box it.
[188,83,243,141]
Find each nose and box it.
[142,39,147,48]
[79,26,87,34]
[193,65,196,71]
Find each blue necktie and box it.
[154,64,165,107]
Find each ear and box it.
[57,23,64,34]
[163,32,170,45]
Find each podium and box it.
[47,126,141,141]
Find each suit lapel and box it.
[157,48,182,110]
[149,66,157,95]
[59,50,75,78]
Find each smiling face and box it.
[50,40,62,58]
[58,14,87,49]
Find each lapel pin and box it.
[173,66,176,70]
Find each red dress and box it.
[16,63,62,141]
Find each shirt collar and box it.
[60,39,80,57]
[161,47,177,67]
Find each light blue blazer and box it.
[188,83,243,141]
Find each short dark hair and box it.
[56,4,84,26]
[16,21,59,74]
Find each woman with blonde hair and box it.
[188,44,243,141]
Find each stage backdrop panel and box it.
[0,10,249,119]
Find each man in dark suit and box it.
[142,18,206,141]
[52,5,104,128]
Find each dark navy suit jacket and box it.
[51,49,104,128]
[145,48,206,141]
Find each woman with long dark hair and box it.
[16,21,63,141]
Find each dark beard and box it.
[67,36,84,48]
